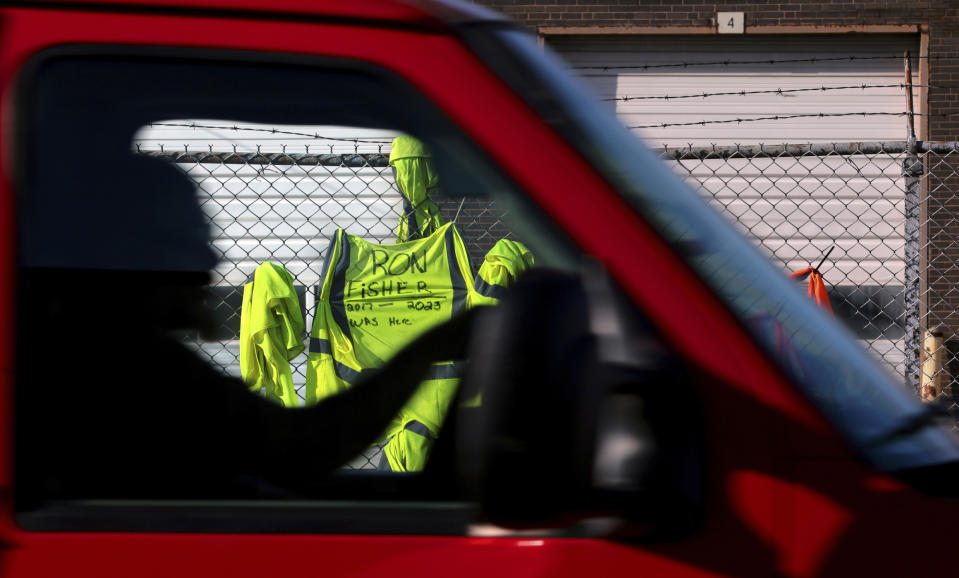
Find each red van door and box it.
[3,3,959,578]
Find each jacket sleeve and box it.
[471,239,535,306]
[239,281,261,388]
[240,262,305,408]
[382,423,434,472]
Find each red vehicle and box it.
[2,1,958,577]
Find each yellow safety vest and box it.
[239,262,305,408]
[306,222,475,471]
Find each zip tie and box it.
[816,246,836,272]
[453,198,466,226]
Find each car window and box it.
[16,49,677,533]
[133,120,534,468]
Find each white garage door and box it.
[549,34,920,147]
[134,122,405,290]
[550,34,921,378]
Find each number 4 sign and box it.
[717,12,744,34]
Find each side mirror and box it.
[457,267,705,538]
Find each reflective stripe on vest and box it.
[403,419,432,439]
[444,226,468,314]
[309,337,465,385]
[329,229,354,343]
[474,277,507,300]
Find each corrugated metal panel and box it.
[549,34,920,147]
[551,35,912,284]
[674,155,904,286]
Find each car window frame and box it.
[11,41,583,535]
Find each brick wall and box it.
[434,193,512,271]
[475,1,934,29]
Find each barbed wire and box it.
[133,142,959,163]
[571,54,936,71]
[916,110,959,121]
[606,83,929,102]
[147,122,396,144]
[629,111,914,130]
[144,109,959,143]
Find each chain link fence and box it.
[665,141,959,411]
[144,150,512,468]
[147,140,959,466]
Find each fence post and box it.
[904,51,923,395]
[904,149,923,394]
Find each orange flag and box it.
[790,267,833,315]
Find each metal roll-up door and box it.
[551,33,920,377]
[549,34,920,146]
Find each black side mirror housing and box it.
[457,267,705,538]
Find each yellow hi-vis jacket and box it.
[390,136,445,243]
[239,262,305,408]
[306,222,475,471]
[473,239,535,306]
